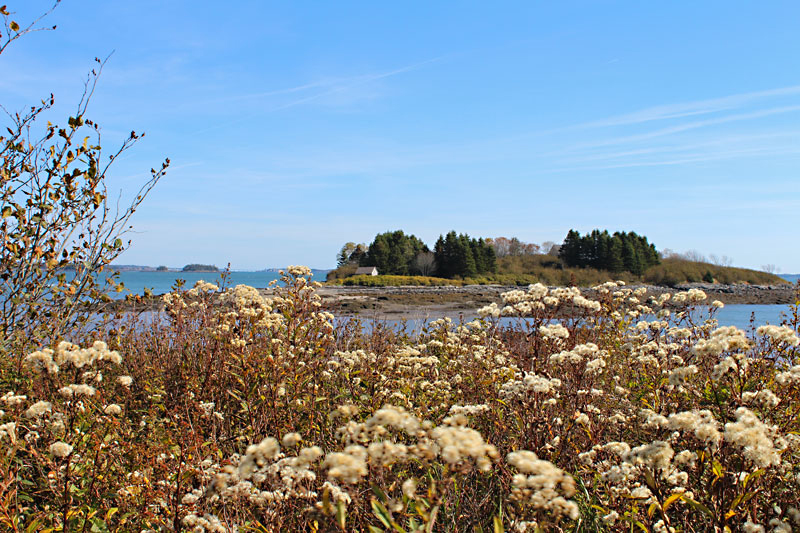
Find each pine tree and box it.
[560,229,659,275]
[458,234,478,278]
[362,231,427,275]
[559,230,582,267]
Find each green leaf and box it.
[90,517,109,533]
[493,515,505,533]
[663,493,682,511]
[682,495,714,518]
[25,518,42,533]
[642,469,657,491]
[371,498,393,528]
[371,484,389,503]
[743,468,765,488]
[335,501,346,529]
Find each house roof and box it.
[355,266,378,274]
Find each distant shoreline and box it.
[109,265,332,274]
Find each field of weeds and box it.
[2,267,799,532]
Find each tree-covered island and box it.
[328,229,786,287]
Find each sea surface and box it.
[111,270,290,296]
[105,270,797,332]
[712,304,794,330]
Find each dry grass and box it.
[1,270,799,532]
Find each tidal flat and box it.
[107,282,796,318]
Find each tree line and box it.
[337,230,496,279]
[337,229,661,279]
[558,229,660,275]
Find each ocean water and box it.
[109,270,797,299]
[415,304,794,332]
[126,302,795,338]
[713,304,794,330]
[104,270,796,332]
[108,270,328,297]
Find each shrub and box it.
[326,263,358,281]
[0,5,168,350]
[337,274,465,287]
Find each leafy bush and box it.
[336,275,465,287]
[0,5,168,350]
[326,263,359,281]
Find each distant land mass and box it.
[111,265,332,275]
[262,267,331,275]
[111,264,165,272]
[182,264,219,272]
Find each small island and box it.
[182,263,220,272]
[327,228,787,288]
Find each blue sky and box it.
[3,2,799,271]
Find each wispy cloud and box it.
[568,104,800,151]
[184,79,800,193]
[191,56,444,134]
[213,56,444,107]
[576,84,800,128]
[204,79,340,105]
[558,130,800,164]
[549,146,800,172]
[267,57,444,112]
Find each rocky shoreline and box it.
[315,282,797,318]
[104,282,797,318]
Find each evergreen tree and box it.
[434,231,496,278]
[458,234,478,278]
[435,231,459,278]
[484,242,498,273]
[607,237,624,272]
[559,230,583,267]
[559,229,660,275]
[361,230,427,275]
[621,240,643,275]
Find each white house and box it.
[354,266,379,276]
